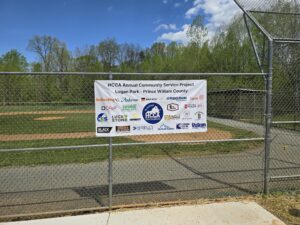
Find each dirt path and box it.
[129,128,232,143]
[0,128,232,142]
[0,132,96,141]
[0,110,94,116]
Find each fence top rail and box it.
[0,72,267,76]
[248,10,300,16]
[273,38,300,44]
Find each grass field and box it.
[0,105,263,167]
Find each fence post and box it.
[108,72,113,209]
[264,40,273,194]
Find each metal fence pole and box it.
[108,72,113,209]
[264,40,274,194]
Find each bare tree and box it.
[27,35,59,71]
[53,41,71,72]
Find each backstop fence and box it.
[0,0,299,221]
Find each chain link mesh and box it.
[0,73,267,219]
[236,0,300,12]
[236,0,300,39]
[1,2,300,220]
[268,41,300,191]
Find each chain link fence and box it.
[234,0,300,194]
[0,72,268,220]
[0,0,300,221]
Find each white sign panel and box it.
[94,80,207,137]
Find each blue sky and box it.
[0,0,239,62]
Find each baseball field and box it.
[0,105,262,167]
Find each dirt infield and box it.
[129,128,232,143]
[0,110,94,116]
[0,128,232,142]
[0,110,232,143]
[0,132,95,141]
[34,116,66,121]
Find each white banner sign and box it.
[94,80,207,137]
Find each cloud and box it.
[154,24,178,32]
[163,0,168,4]
[157,24,190,44]
[153,19,162,24]
[174,2,182,7]
[185,0,240,38]
[107,6,113,12]
[156,0,243,44]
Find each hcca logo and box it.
[143,103,163,124]
[97,113,108,122]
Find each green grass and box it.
[272,114,300,131]
[0,105,262,167]
[0,113,95,134]
[0,121,262,167]
[0,104,93,112]
[233,112,300,132]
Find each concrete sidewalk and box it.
[1,202,286,225]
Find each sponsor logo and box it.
[190,95,205,101]
[122,104,137,111]
[158,124,174,131]
[121,97,138,103]
[130,113,142,121]
[182,111,192,120]
[101,105,117,110]
[167,103,179,111]
[176,123,190,129]
[116,126,130,133]
[97,127,112,133]
[141,97,158,102]
[184,104,203,109]
[194,111,203,120]
[184,104,196,109]
[192,123,207,129]
[164,115,180,121]
[133,125,154,131]
[96,98,118,102]
[166,97,187,101]
[97,113,108,122]
[112,115,128,122]
[142,103,164,124]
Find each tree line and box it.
[0,15,259,74]
[0,1,299,107]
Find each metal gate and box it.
[234,0,300,192]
